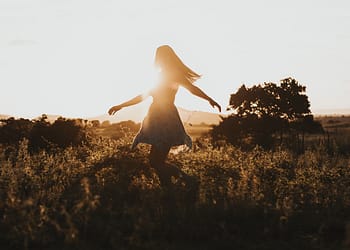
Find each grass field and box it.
[316,116,350,155]
[1,120,350,249]
[0,115,349,249]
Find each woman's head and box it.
[155,45,200,84]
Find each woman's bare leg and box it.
[149,145,170,170]
[149,145,171,184]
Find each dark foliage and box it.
[1,136,349,250]
[0,115,89,152]
[0,117,33,144]
[212,78,324,150]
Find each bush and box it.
[0,115,89,152]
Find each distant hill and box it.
[33,114,63,123]
[4,108,348,125]
[1,114,64,122]
[177,107,222,125]
[90,106,223,125]
[313,108,350,116]
[0,114,10,120]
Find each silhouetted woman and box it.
[108,45,221,177]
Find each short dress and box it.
[131,82,192,150]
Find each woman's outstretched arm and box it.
[108,94,148,115]
[181,82,221,112]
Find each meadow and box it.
[0,118,350,250]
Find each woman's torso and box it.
[150,79,179,105]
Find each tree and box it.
[0,115,89,152]
[228,78,311,119]
[212,77,323,150]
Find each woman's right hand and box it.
[108,105,122,115]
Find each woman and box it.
[108,45,221,174]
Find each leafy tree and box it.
[212,77,323,150]
[228,78,311,119]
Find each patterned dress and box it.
[131,81,192,150]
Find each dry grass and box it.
[0,132,350,249]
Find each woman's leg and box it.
[149,145,171,185]
[149,145,170,170]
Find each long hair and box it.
[155,45,201,85]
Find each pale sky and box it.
[1,0,350,118]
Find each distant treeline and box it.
[0,115,143,153]
[0,115,89,152]
[1,77,337,154]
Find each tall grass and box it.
[0,134,349,249]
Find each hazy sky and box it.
[1,0,350,118]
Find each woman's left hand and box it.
[209,99,221,112]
